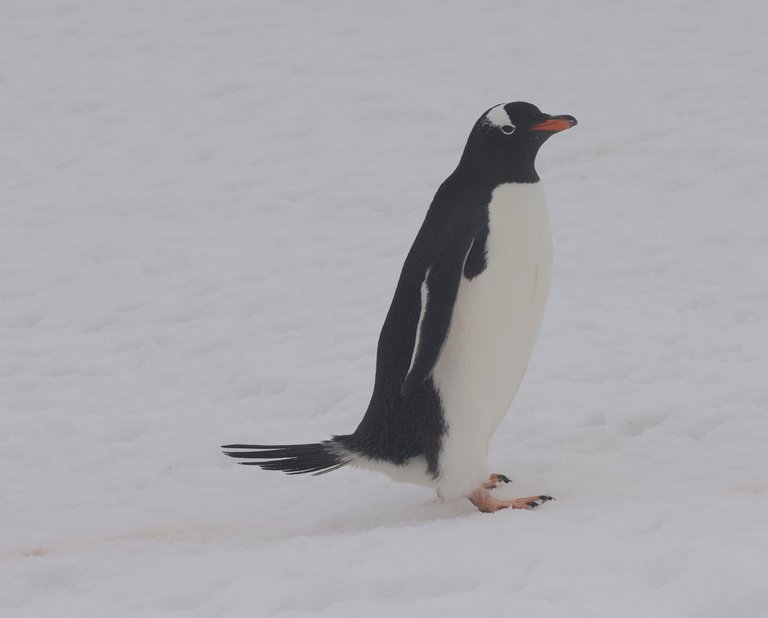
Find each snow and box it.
[2,0,768,616]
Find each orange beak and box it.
[530,115,577,132]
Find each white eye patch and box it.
[485,104,512,128]
[485,104,516,135]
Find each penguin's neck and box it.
[457,150,541,185]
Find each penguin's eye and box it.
[501,124,516,135]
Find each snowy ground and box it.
[2,1,768,616]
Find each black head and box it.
[458,101,577,184]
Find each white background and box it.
[2,1,767,616]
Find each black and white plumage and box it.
[224,102,576,512]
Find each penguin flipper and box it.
[401,240,471,396]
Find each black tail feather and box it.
[222,440,351,476]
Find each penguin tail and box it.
[222,438,352,476]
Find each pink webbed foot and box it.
[468,488,553,513]
[483,473,512,490]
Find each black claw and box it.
[539,495,554,501]
[527,501,539,508]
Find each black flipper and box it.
[401,237,472,396]
[222,441,350,475]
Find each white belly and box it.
[432,182,553,497]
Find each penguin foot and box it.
[468,488,553,513]
[483,473,512,489]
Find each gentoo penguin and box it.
[224,102,577,513]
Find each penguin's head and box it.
[460,101,577,183]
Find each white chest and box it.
[433,181,553,458]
